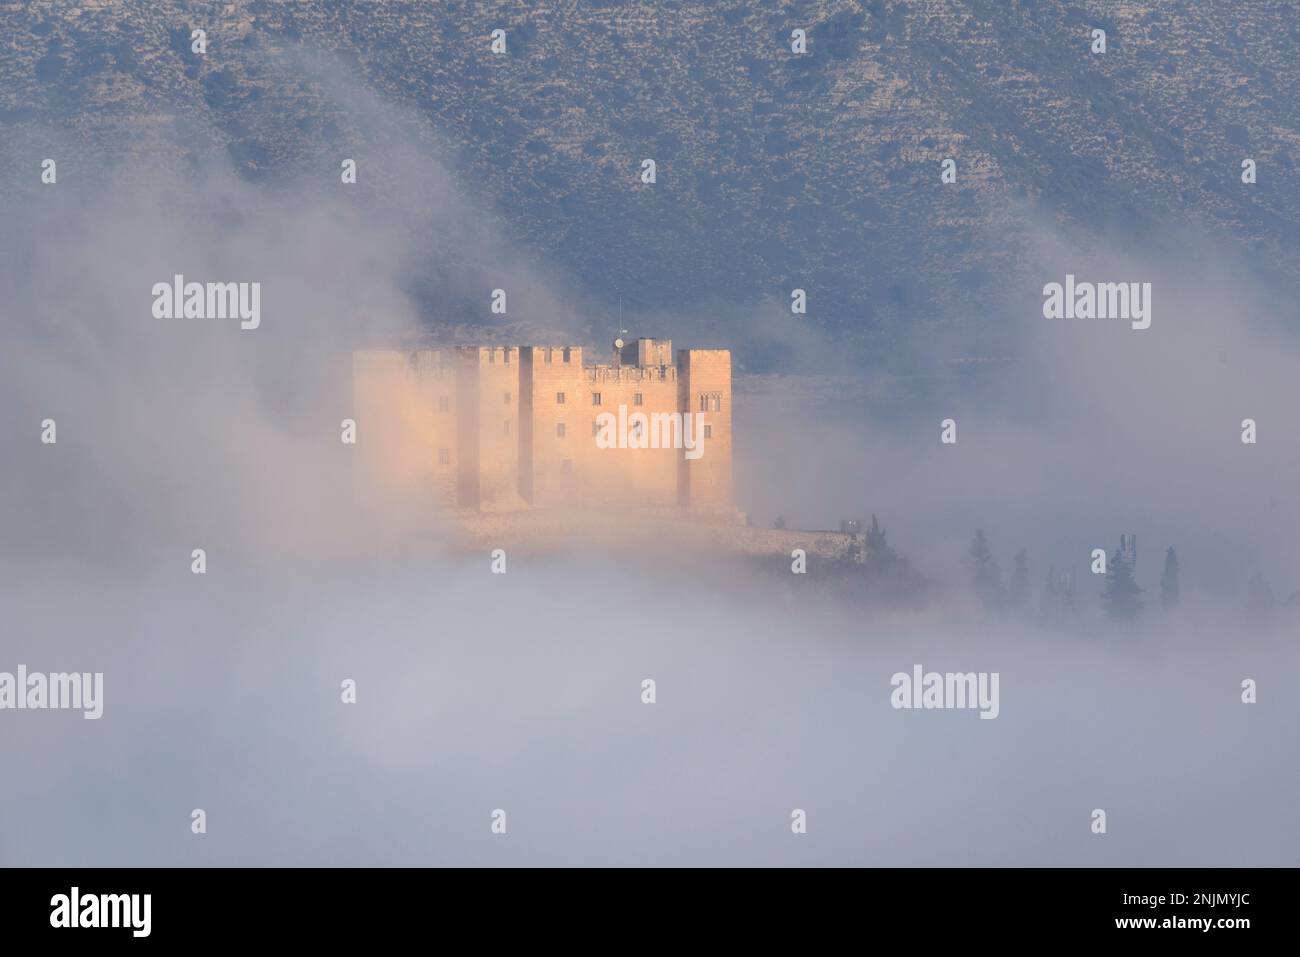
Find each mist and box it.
[2,53,1298,867]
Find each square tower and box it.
[677,348,733,511]
[455,346,525,511]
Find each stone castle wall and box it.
[352,338,733,515]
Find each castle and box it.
[351,338,733,515]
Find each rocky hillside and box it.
[2,0,1296,368]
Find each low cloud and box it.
[2,55,1297,866]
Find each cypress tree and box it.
[1102,548,1143,620]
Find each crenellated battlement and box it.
[585,365,677,383]
[352,335,732,514]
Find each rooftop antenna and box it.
[613,297,630,366]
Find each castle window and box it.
[633,392,643,406]
[712,395,722,412]
[703,425,713,439]
[438,448,450,466]
[544,348,553,364]
[504,349,510,364]
[556,422,566,438]
[439,396,449,413]
[592,392,602,406]
[556,392,565,404]
[699,394,707,412]
[563,347,572,364]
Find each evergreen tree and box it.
[968,529,1005,612]
[857,514,928,605]
[774,515,786,530]
[1007,548,1029,608]
[1102,548,1143,620]
[866,513,889,554]
[862,513,897,570]
[1160,546,1180,611]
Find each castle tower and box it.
[455,346,525,511]
[351,348,458,508]
[676,348,733,511]
[519,346,585,507]
[583,338,681,507]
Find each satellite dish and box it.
[614,338,625,350]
